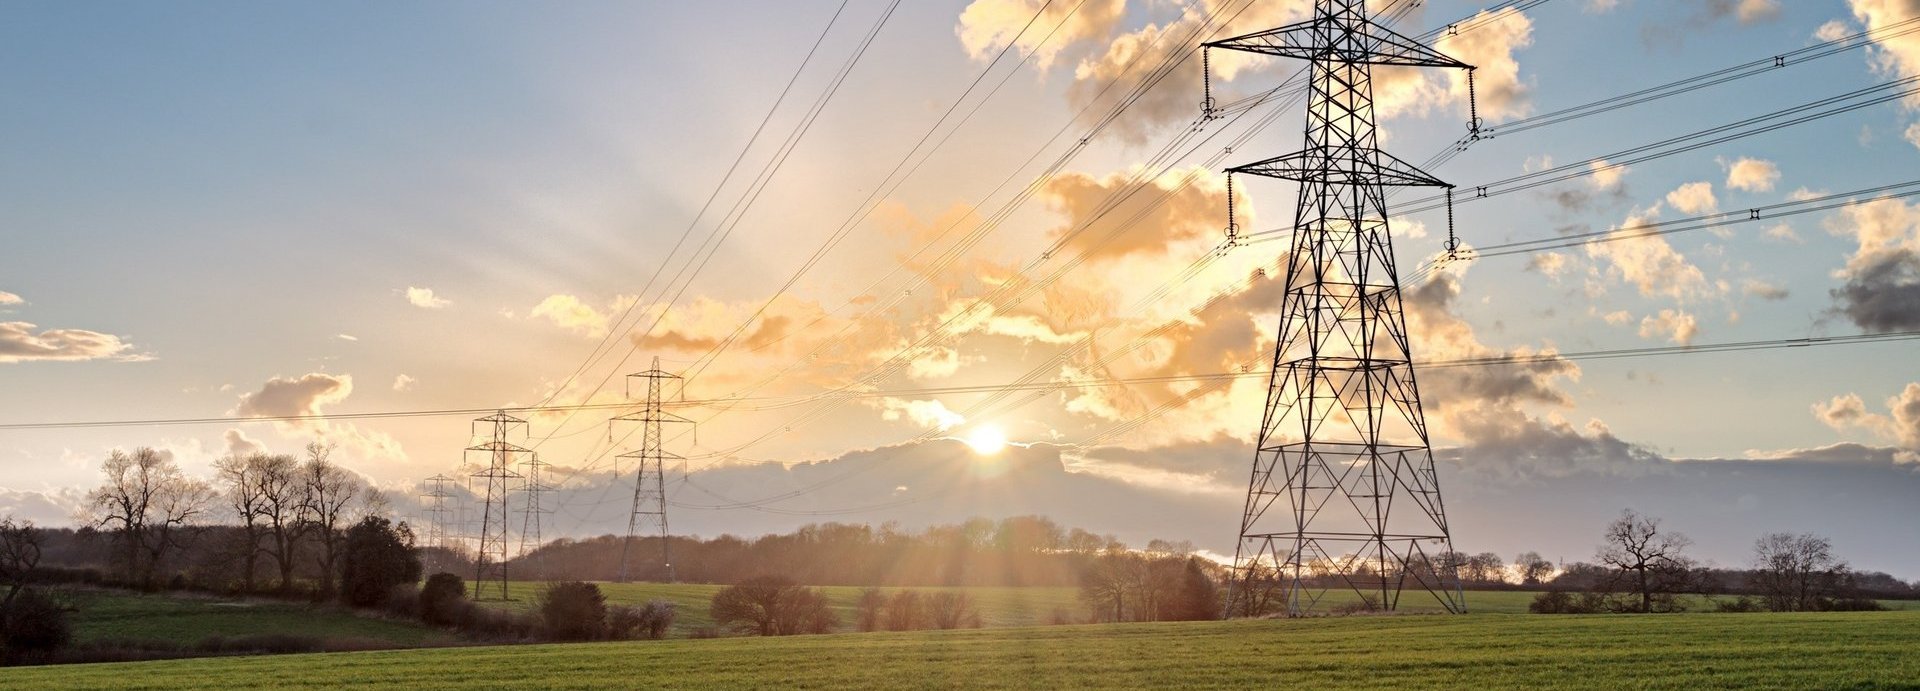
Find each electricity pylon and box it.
[1210,0,1473,616]
[612,357,689,583]
[517,454,554,580]
[421,473,458,575]
[467,411,527,601]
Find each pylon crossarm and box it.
[1229,149,1450,187]
[1205,16,1469,70]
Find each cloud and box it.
[1816,19,1853,42]
[0,291,21,306]
[530,294,615,337]
[334,333,358,342]
[1762,223,1801,243]
[875,398,966,431]
[1811,383,1920,463]
[1708,0,1782,24]
[1585,207,1714,302]
[393,374,416,392]
[1722,157,1781,192]
[1038,165,1238,263]
[1590,160,1629,191]
[0,321,139,364]
[1436,410,1667,480]
[234,373,353,419]
[1664,182,1718,215]
[1585,0,1621,13]
[1742,278,1789,300]
[1825,196,1920,331]
[956,0,1126,70]
[1526,252,1570,278]
[1637,308,1700,345]
[1853,0,1920,146]
[406,286,450,309]
[223,428,266,457]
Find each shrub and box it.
[418,573,467,626]
[338,517,422,608]
[711,576,838,636]
[1048,607,1076,626]
[854,587,885,632]
[2,588,72,663]
[688,626,721,639]
[1823,597,1886,612]
[537,581,607,641]
[883,590,923,631]
[1529,590,1608,614]
[1712,596,1764,613]
[926,591,979,630]
[608,600,676,640]
[382,584,420,619]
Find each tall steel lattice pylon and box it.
[516,454,554,580]
[466,411,527,601]
[1210,0,1474,616]
[420,474,458,575]
[611,357,689,583]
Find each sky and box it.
[3,0,1920,577]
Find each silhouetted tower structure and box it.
[516,454,554,579]
[421,473,458,574]
[467,411,527,600]
[1208,0,1473,616]
[611,357,689,583]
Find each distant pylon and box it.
[466,410,528,600]
[1209,0,1473,616]
[516,454,554,580]
[611,357,689,583]
[421,473,458,575]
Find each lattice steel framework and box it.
[467,411,527,601]
[1211,0,1472,616]
[516,454,554,580]
[420,473,458,575]
[612,357,689,583]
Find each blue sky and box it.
[3,0,1919,575]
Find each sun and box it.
[963,425,1008,455]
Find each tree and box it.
[0,516,41,613]
[1751,532,1850,612]
[925,591,979,629]
[84,448,213,587]
[854,587,885,632]
[1596,510,1697,613]
[1,587,69,664]
[537,581,607,641]
[710,576,837,636]
[250,453,307,593]
[1166,557,1220,621]
[299,443,364,597]
[419,572,468,626]
[1514,552,1554,586]
[213,453,269,591]
[338,516,421,607]
[1464,553,1507,585]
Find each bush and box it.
[1712,596,1765,613]
[883,590,923,631]
[608,600,676,640]
[1529,590,1609,614]
[926,591,979,630]
[338,517,422,608]
[537,581,607,641]
[854,587,885,632]
[711,576,838,636]
[2,588,72,664]
[1823,597,1886,612]
[419,573,467,626]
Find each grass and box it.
[483,582,1087,634]
[10,610,1919,689]
[63,590,451,647]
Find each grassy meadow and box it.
[63,590,450,647]
[10,610,1918,689]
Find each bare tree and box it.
[0,516,42,611]
[299,442,363,597]
[214,453,269,591]
[1514,551,1554,586]
[251,452,307,593]
[1751,532,1848,612]
[1464,553,1507,585]
[1596,510,1697,613]
[85,448,209,586]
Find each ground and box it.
[64,589,450,648]
[9,610,1918,689]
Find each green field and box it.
[64,590,451,647]
[481,582,1917,636]
[10,610,1919,689]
